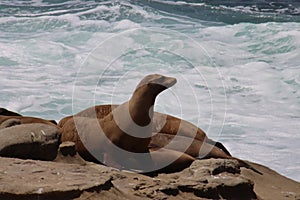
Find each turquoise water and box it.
[0,0,299,181]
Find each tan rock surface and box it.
[241,162,300,200]
[0,149,299,200]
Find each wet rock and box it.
[0,123,61,161]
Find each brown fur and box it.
[59,105,231,156]
[59,105,206,140]
[61,117,101,163]
[0,116,57,128]
[58,115,73,128]
[150,132,262,174]
[150,147,196,173]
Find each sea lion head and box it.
[126,74,176,127]
[135,74,177,96]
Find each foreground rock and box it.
[0,123,61,161]
[241,163,300,200]
[0,155,299,200]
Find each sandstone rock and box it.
[0,157,115,200]
[0,123,61,161]
[0,157,299,200]
[241,162,300,200]
[150,159,256,200]
[0,157,254,200]
[54,141,87,165]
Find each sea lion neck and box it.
[128,74,177,127]
[128,86,157,127]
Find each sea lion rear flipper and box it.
[205,138,232,156]
[235,158,263,175]
[150,148,195,173]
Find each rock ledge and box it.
[1,156,299,200]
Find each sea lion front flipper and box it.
[150,148,195,173]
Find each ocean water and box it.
[0,0,299,181]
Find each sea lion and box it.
[60,106,231,156]
[58,115,73,128]
[60,74,260,174]
[58,105,231,156]
[61,74,177,171]
[0,116,57,128]
[0,108,22,116]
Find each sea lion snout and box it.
[137,74,177,89]
[149,74,177,89]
